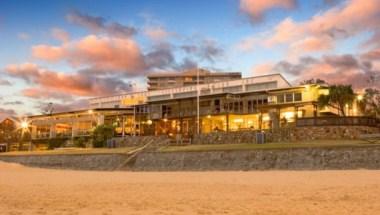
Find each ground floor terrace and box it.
[26,89,371,144]
[28,107,368,141]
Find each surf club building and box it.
[25,71,366,142]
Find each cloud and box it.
[145,43,175,69]
[268,54,380,89]
[66,11,137,38]
[51,28,70,42]
[32,35,146,75]
[290,36,334,52]
[180,39,224,63]
[361,48,380,61]
[35,99,89,114]
[3,101,24,105]
[0,79,11,86]
[0,107,16,120]
[17,32,30,40]
[5,63,134,98]
[240,0,296,23]
[240,0,380,55]
[251,63,275,76]
[22,88,74,101]
[144,26,173,41]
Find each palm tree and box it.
[318,85,355,116]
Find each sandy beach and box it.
[1,162,380,215]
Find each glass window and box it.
[262,97,268,104]
[285,93,293,102]
[277,95,284,103]
[294,93,302,102]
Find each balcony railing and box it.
[296,117,380,127]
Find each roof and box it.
[147,68,241,78]
[0,116,17,124]
[27,108,133,119]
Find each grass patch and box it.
[0,147,136,156]
[159,140,380,153]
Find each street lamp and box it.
[21,121,29,129]
[197,67,200,135]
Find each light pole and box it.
[197,67,200,135]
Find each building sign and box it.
[121,95,147,106]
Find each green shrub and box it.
[73,137,87,148]
[47,138,66,149]
[92,125,114,148]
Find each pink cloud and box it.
[241,0,380,56]
[32,35,146,74]
[6,63,133,98]
[251,63,275,76]
[144,26,173,41]
[240,0,296,22]
[272,54,379,89]
[51,28,70,42]
[32,45,64,61]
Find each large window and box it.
[276,92,302,103]
[285,93,293,102]
[294,93,302,102]
[277,95,284,103]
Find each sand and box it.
[1,162,380,215]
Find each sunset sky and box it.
[0,0,379,118]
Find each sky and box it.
[0,0,379,118]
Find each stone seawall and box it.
[192,126,380,144]
[2,146,380,171]
[0,153,129,171]
[133,146,380,171]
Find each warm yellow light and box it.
[21,121,29,129]
[207,114,211,119]
[163,118,168,122]
[146,119,153,125]
[357,95,363,101]
[88,110,94,114]
[262,116,270,121]
[283,112,295,119]
[233,118,244,123]
[305,85,310,91]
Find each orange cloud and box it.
[251,63,275,76]
[241,0,380,56]
[6,63,133,98]
[240,0,296,22]
[32,35,146,74]
[32,45,64,61]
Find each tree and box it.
[318,85,355,116]
[300,78,328,85]
[92,125,114,148]
[358,88,380,118]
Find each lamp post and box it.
[197,67,200,135]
